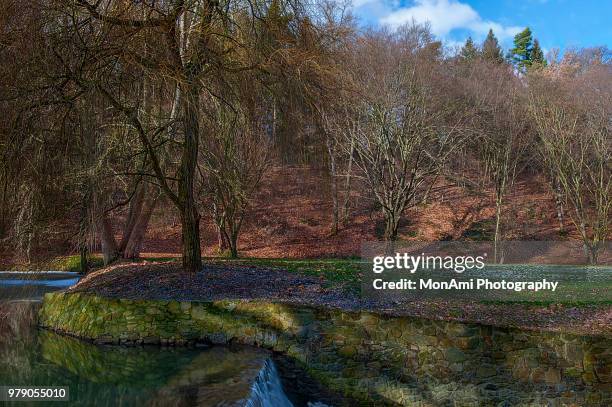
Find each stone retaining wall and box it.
[39,292,611,406]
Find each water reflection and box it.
[0,274,301,407]
[0,300,294,406]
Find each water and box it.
[247,360,294,407]
[0,273,325,407]
[0,272,80,300]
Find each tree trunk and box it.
[180,208,201,272]
[228,213,244,259]
[341,138,355,226]
[550,175,565,232]
[79,245,89,275]
[587,245,599,265]
[178,84,202,272]
[78,191,90,274]
[212,203,229,253]
[119,182,146,252]
[123,193,158,259]
[326,138,339,235]
[383,209,400,241]
[15,188,35,264]
[0,177,8,239]
[217,226,229,253]
[99,215,118,265]
[228,232,238,258]
[579,222,600,265]
[493,198,503,264]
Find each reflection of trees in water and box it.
[1,308,276,407]
[0,301,40,381]
[0,300,39,341]
[41,336,276,406]
[40,331,198,385]
[0,284,67,301]
[148,347,272,407]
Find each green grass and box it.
[49,255,105,272]
[8,254,610,306]
[6,255,105,272]
[482,299,612,306]
[205,257,364,292]
[203,258,611,306]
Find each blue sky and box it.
[351,0,611,54]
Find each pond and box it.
[0,273,329,407]
[0,272,80,300]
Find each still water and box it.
[0,272,80,300]
[0,273,325,407]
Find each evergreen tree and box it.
[530,39,547,68]
[481,29,504,63]
[508,27,533,72]
[460,36,479,61]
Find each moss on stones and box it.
[39,291,612,406]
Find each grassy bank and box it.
[7,254,611,306]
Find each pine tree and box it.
[481,29,504,63]
[460,36,479,61]
[508,27,533,72]
[530,39,547,68]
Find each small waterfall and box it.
[246,359,294,407]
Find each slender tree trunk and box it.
[99,215,118,265]
[16,190,34,264]
[326,138,339,235]
[271,100,277,145]
[217,226,229,252]
[123,193,158,259]
[588,245,599,265]
[228,233,238,258]
[220,227,231,255]
[383,209,400,241]
[555,191,565,231]
[119,182,146,252]
[178,84,202,272]
[78,191,90,274]
[216,222,229,253]
[228,214,244,259]
[494,197,503,264]
[212,203,228,253]
[0,176,8,238]
[579,222,600,265]
[550,175,565,231]
[79,245,89,275]
[341,138,355,225]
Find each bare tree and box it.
[462,62,531,261]
[49,0,324,271]
[338,27,463,240]
[318,103,357,234]
[199,100,269,258]
[529,63,611,264]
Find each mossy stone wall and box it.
[39,292,611,406]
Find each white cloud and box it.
[371,0,521,41]
[351,0,379,7]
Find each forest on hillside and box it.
[0,0,610,271]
